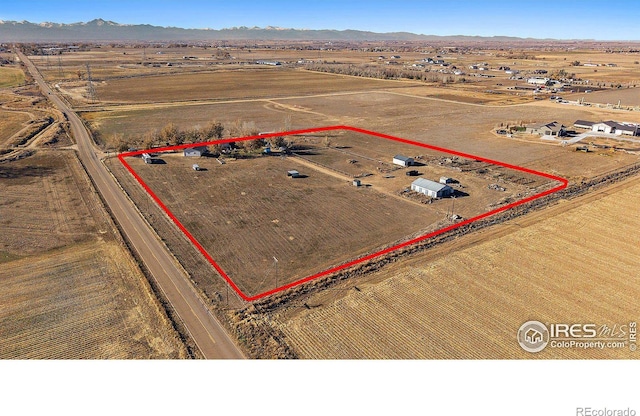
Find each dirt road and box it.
[18,50,244,359]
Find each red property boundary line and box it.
[118,125,568,302]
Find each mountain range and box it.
[0,18,548,43]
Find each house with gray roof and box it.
[591,121,639,136]
[526,121,567,137]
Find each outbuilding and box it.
[287,170,301,178]
[142,153,152,164]
[411,178,454,198]
[574,120,596,129]
[440,177,454,184]
[393,155,414,167]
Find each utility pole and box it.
[57,55,64,78]
[86,63,96,103]
[450,196,456,222]
[273,256,279,288]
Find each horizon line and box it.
[2,18,640,42]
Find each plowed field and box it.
[275,177,640,358]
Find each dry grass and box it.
[0,151,98,255]
[86,87,640,178]
[60,46,640,357]
[127,142,452,296]
[0,66,25,88]
[122,128,547,298]
[0,241,187,359]
[0,110,30,147]
[92,68,408,104]
[274,177,640,359]
[565,87,640,107]
[0,150,188,358]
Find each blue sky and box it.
[2,0,639,40]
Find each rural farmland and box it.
[272,176,640,359]
[4,32,639,361]
[0,123,187,358]
[122,128,549,297]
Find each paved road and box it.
[18,50,244,359]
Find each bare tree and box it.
[202,120,224,141]
[160,123,181,145]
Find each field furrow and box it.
[277,178,640,358]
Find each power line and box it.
[86,63,97,103]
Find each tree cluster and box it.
[304,62,465,84]
[117,120,224,152]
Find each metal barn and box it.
[411,178,454,198]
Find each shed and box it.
[393,155,414,167]
[353,179,361,187]
[287,170,301,178]
[183,146,208,157]
[411,178,454,198]
[192,164,200,171]
[142,153,152,164]
[574,120,595,129]
[440,177,454,184]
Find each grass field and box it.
[0,66,25,88]
[274,176,640,359]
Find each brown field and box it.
[273,176,640,359]
[0,152,99,254]
[85,89,640,180]
[93,68,410,104]
[0,241,186,359]
[125,129,536,296]
[565,87,640,107]
[0,110,31,147]
[81,98,330,146]
[0,150,188,358]
[265,92,640,178]
[19,44,640,358]
[28,45,640,116]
